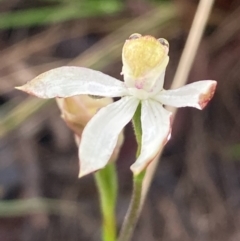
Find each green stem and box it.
[118,103,145,241]
[132,103,142,156]
[118,171,145,241]
[95,163,118,241]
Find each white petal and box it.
[79,96,139,177]
[16,66,129,98]
[131,100,172,174]
[154,80,217,109]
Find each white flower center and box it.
[128,88,151,100]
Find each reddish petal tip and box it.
[198,81,217,109]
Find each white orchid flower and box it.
[16,33,217,177]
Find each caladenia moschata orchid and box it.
[16,33,217,177]
[16,33,216,241]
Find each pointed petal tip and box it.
[78,165,104,178]
[130,152,157,175]
[78,170,89,178]
[78,172,84,178]
[130,164,140,175]
[15,84,36,96]
[198,80,217,110]
[130,162,144,175]
[15,85,25,91]
[78,164,99,178]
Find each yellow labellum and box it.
[122,34,167,78]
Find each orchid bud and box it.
[56,95,112,136]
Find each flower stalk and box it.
[117,171,145,241]
[95,163,118,241]
[117,103,146,241]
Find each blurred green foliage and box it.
[226,144,240,160]
[0,0,123,29]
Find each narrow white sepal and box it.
[16,66,129,98]
[154,80,217,109]
[79,96,139,177]
[130,100,172,174]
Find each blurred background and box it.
[0,0,240,240]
